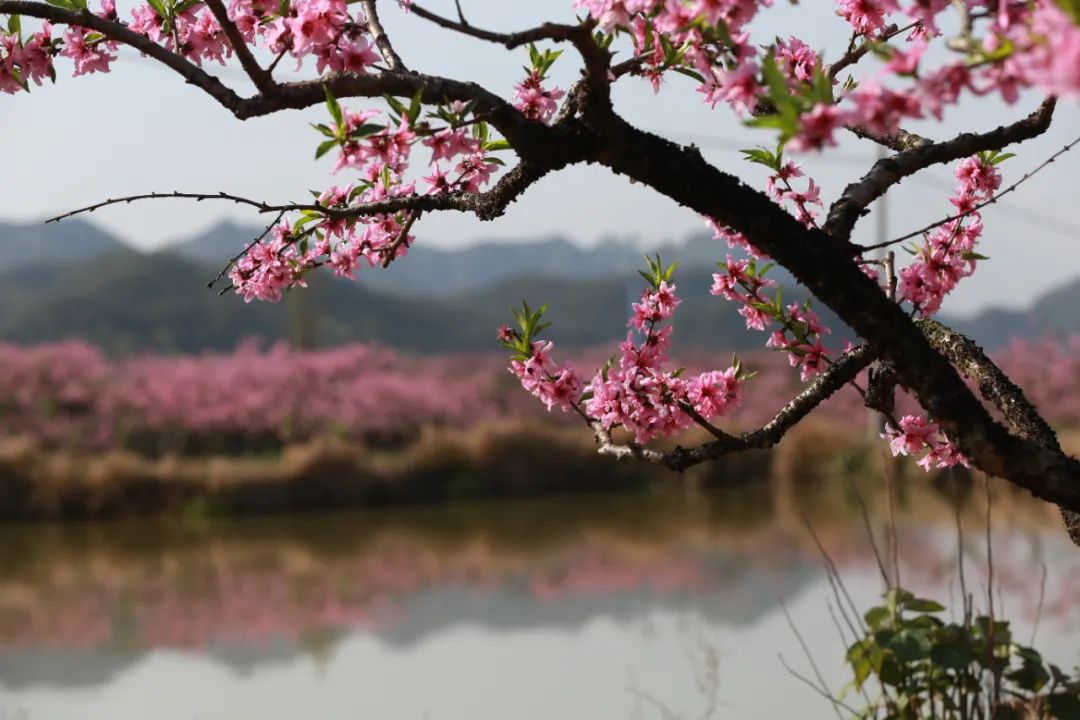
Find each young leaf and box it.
[314,139,338,160]
[323,86,343,127]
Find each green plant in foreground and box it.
[842,587,1080,720]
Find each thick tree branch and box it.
[587,110,1080,517]
[916,319,1080,543]
[826,96,1056,240]
[594,345,877,472]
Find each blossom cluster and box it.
[500,302,585,413]
[501,259,745,445]
[882,413,969,472]
[706,147,834,382]
[584,275,744,444]
[710,255,832,383]
[898,153,1002,315]
[512,44,566,123]
[573,0,1080,152]
[230,94,502,302]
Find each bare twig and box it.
[858,131,1079,254]
[360,0,406,71]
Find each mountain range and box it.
[0,217,1069,354]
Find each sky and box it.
[2,0,1078,315]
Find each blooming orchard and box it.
[2,0,1080,507]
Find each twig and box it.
[360,0,406,71]
[846,471,892,588]
[203,0,275,93]
[829,96,1058,241]
[1030,561,1047,646]
[777,651,857,718]
[858,133,1080,254]
[379,210,421,267]
[208,210,284,288]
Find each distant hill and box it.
[4,216,1080,354]
[0,219,130,271]
[167,220,260,267]
[169,221,731,297]
[0,251,852,355]
[947,278,1080,350]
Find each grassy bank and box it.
[0,418,1071,521]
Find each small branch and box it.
[360,0,406,71]
[827,96,1057,241]
[677,401,741,445]
[379,210,421,267]
[845,124,931,153]
[407,4,612,106]
[779,601,851,720]
[408,4,586,50]
[593,344,876,472]
[208,210,284,288]
[858,131,1079,254]
[827,22,918,80]
[46,161,556,226]
[0,0,245,110]
[203,0,275,93]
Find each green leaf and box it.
[483,138,513,152]
[1054,0,1080,24]
[672,66,706,83]
[383,94,406,118]
[990,152,1016,165]
[864,605,891,630]
[323,86,343,127]
[904,598,945,613]
[740,146,779,170]
[310,122,336,138]
[314,139,338,160]
[407,88,424,124]
[7,13,20,35]
[348,123,385,139]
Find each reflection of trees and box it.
[0,482,1075,689]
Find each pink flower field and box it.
[0,337,1071,457]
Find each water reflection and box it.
[0,479,1077,719]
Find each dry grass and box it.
[1,419,1072,522]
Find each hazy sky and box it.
[2,0,1078,315]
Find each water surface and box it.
[0,479,1077,719]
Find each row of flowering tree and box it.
[0,339,1078,459]
[3,0,1080,540]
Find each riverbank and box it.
[2,418,1075,521]
[0,418,854,520]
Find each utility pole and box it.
[868,144,889,438]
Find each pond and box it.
[0,476,1077,720]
